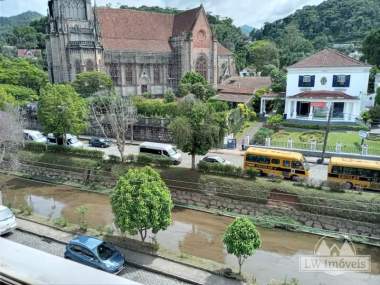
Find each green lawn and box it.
[271,128,380,155]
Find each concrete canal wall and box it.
[2,161,379,240]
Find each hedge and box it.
[24,142,104,159]
[197,160,258,179]
[281,121,369,131]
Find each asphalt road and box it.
[83,141,328,182]
[4,230,190,285]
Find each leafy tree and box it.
[38,84,88,141]
[260,0,380,45]
[362,28,380,67]
[0,88,16,109]
[277,25,314,67]
[111,167,173,242]
[0,84,38,105]
[178,72,215,101]
[5,26,39,49]
[376,87,380,106]
[270,68,287,92]
[248,40,279,71]
[0,56,48,92]
[260,64,277,77]
[72,71,113,98]
[169,99,225,169]
[223,217,261,275]
[369,105,380,122]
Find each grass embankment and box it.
[16,150,380,225]
[271,128,380,155]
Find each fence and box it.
[259,137,380,158]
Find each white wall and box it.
[286,67,371,99]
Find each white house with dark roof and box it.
[284,49,372,122]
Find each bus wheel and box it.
[291,175,300,182]
[341,182,353,190]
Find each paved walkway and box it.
[16,218,242,285]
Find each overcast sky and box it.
[0,0,325,27]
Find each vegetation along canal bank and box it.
[1,174,379,285]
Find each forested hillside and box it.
[257,0,380,44]
[0,11,42,37]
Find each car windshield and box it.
[216,157,225,163]
[167,148,177,156]
[97,243,114,260]
[32,133,44,140]
[68,137,79,144]
[0,208,13,221]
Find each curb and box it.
[14,218,216,285]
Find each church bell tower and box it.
[46,0,103,83]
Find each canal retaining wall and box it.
[2,161,379,240]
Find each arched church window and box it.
[195,55,208,80]
[125,64,134,85]
[109,63,120,85]
[75,60,82,74]
[153,64,161,84]
[86,59,94,72]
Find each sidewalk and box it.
[16,218,242,285]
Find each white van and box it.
[23,130,47,143]
[47,133,84,148]
[139,142,182,165]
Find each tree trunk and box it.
[139,229,147,242]
[238,256,243,275]
[191,154,196,170]
[118,143,125,163]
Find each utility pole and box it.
[318,103,333,164]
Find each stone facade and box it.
[46,1,236,95]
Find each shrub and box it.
[136,153,172,167]
[267,114,283,130]
[245,168,258,180]
[197,160,244,178]
[252,128,274,145]
[164,90,175,103]
[280,121,369,131]
[54,217,68,228]
[24,141,47,152]
[24,142,104,159]
[108,155,121,163]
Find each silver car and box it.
[202,156,231,165]
[0,206,17,235]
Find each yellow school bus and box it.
[327,157,380,191]
[244,147,310,180]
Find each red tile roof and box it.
[213,93,253,104]
[217,43,233,56]
[288,91,358,100]
[96,8,175,52]
[172,7,202,36]
[288,49,371,68]
[218,76,272,94]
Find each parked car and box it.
[202,156,231,165]
[64,235,125,274]
[0,206,17,236]
[47,133,84,148]
[139,142,182,165]
[89,137,111,148]
[23,130,47,143]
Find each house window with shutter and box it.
[333,75,350,87]
[298,75,315,87]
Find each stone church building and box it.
[46,0,236,96]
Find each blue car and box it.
[64,235,125,274]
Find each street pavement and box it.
[82,139,328,182]
[5,230,191,285]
